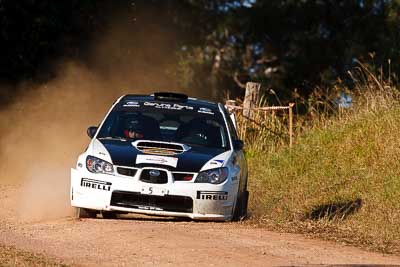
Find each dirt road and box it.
[1,184,399,266]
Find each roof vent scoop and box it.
[154,92,188,102]
[132,140,190,156]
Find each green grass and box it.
[247,103,400,253]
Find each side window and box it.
[222,107,239,141]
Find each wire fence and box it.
[225,101,295,148]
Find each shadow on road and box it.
[306,198,362,221]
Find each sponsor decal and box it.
[136,154,178,168]
[81,178,111,191]
[196,191,228,200]
[123,101,140,107]
[198,107,215,115]
[144,101,193,110]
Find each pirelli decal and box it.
[81,178,111,191]
[196,191,228,200]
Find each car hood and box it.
[95,139,229,172]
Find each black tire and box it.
[241,190,249,218]
[232,194,242,221]
[232,191,249,221]
[75,207,97,219]
[101,211,117,219]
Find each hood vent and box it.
[133,141,190,156]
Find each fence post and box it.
[289,103,295,148]
[243,82,261,118]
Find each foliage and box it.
[0,0,107,82]
[175,0,400,101]
[1,1,400,104]
[245,62,400,253]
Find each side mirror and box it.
[233,140,244,150]
[87,126,98,139]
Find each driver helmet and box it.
[124,116,145,139]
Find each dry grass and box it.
[0,244,67,267]
[243,61,400,254]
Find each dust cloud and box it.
[0,62,119,221]
[0,14,201,221]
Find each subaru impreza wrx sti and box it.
[70,92,248,221]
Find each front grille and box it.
[110,191,193,213]
[117,167,137,177]
[173,173,194,181]
[140,169,168,184]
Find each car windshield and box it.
[97,106,230,149]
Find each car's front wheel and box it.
[74,207,97,219]
[232,188,249,221]
[101,211,118,219]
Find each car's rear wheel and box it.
[74,207,97,219]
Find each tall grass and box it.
[243,61,400,254]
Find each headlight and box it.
[86,156,114,174]
[195,167,229,184]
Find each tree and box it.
[1,0,399,104]
[175,0,400,102]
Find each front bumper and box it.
[70,167,238,221]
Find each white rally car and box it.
[71,92,248,221]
